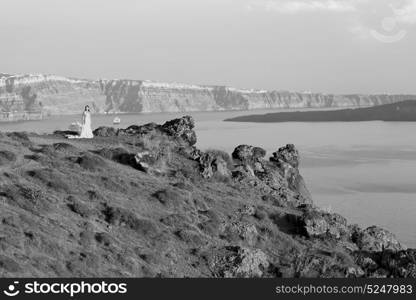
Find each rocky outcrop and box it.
[94,116,196,146]
[231,143,312,207]
[354,249,416,278]
[160,115,197,146]
[134,151,161,174]
[93,126,119,137]
[301,209,349,240]
[270,144,312,201]
[209,246,269,278]
[198,153,232,179]
[2,73,416,121]
[95,116,231,179]
[270,144,299,168]
[232,145,266,163]
[352,226,406,252]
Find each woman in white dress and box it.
[79,105,94,138]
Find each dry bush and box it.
[205,149,233,169]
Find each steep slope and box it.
[1,73,415,121]
[0,116,414,277]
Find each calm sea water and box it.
[1,110,415,247]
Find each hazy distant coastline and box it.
[1,73,416,122]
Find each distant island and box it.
[225,100,416,122]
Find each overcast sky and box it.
[1,0,415,93]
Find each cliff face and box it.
[0,74,104,119]
[1,73,415,121]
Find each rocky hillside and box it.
[0,116,414,277]
[1,73,415,121]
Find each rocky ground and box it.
[0,116,414,277]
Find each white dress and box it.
[79,111,94,138]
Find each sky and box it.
[1,0,416,94]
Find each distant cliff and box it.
[1,73,415,121]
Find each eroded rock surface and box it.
[209,246,269,278]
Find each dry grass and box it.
[205,148,234,169]
[0,131,365,278]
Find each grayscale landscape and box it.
[1,0,416,278]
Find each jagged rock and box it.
[353,226,406,252]
[198,153,231,179]
[53,130,79,137]
[254,165,311,207]
[232,164,255,179]
[161,116,197,146]
[232,145,266,163]
[346,266,365,278]
[293,175,313,203]
[135,151,160,173]
[222,222,258,246]
[262,194,288,208]
[93,126,119,137]
[177,146,202,161]
[255,165,287,189]
[268,144,312,202]
[119,122,160,136]
[338,240,360,253]
[292,251,357,277]
[232,152,316,202]
[369,269,390,278]
[210,246,269,278]
[379,250,416,278]
[94,117,197,147]
[355,255,379,273]
[302,210,349,239]
[199,153,214,179]
[354,249,416,278]
[212,157,231,177]
[270,144,299,168]
[253,161,265,172]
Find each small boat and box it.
[113,117,121,124]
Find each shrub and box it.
[205,149,233,169]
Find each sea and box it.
[1,109,415,247]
